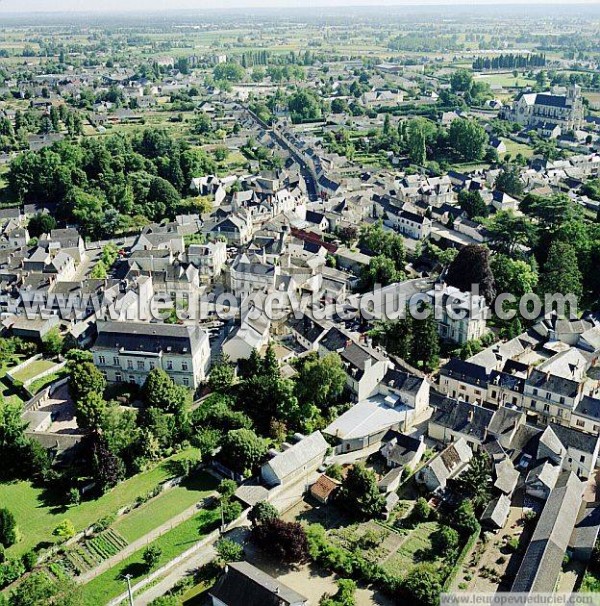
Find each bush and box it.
[21,551,37,572]
[0,509,18,548]
[53,520,76,542]
[143,545,162,570]
[248,501,278,527]
[412,498,433,523]
[215,538,243,563]
[252,519,309,564]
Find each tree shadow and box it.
[119,562,147,579]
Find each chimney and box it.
[467,409,474,423]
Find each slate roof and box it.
[262,432,328,483]
[512,472,584,593]
[574,396,600,422]
[550,422,600,456]
[440,358,489,387]
[209,561,307,606]
[535,94,568,108]
[94,321,206,355]
[527,369,580,398]
[481,494,511,529]
[430,398,493,441]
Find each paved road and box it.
[133,543,217,606]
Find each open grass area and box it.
[381,521,441,578]
[0,360,26,406]
[112,472,217,543]
[503,139,535,160]
[28,369,68,395]
[473,73,536,88]
[81,509,219,606]
[11,359,57,383]
[0,448,199,557]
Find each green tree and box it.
[74,392,108,430]
[248,501,279,527]
[9,571,82,606]
[42,328,63,357]
[27,213,56,238]
[453,500,481,538]
[215,538,243,563]
[539,240,583,303]
[69,361,106,404]
[485,210,537,255]
[0,508,18,548]
[495,164,524,197]
[450,69,474,92]
[337,463,385,520]
[448,118,487,161]
[361,255,403,288]
[446,244,496,304]
[294,353,346,410]
[208,354,235,393]
[411,306,440,371]
[431,524,459,558]
[142,545,162,570]
[218,429,267,475]
[52,519,75,542]
[319,578,357,606]
[458,190,488,219]
[400,562,443,606]
[491,255,538,299]
[142,369,189,414]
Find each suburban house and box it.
[92,321,211,388]
[512,471,584,593]
[416,437,473,493]
[209,561,308,606]
[260,431,329,488]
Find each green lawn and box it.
[81,509,219,606]
[503,139,535,160]
[112,473,217,543]
[382,522,441,577]
[11,359,57,383]
[0,360,26,406]
[0,448,199,557]
[473,73,536,88]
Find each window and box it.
[137,361,145,371]
[559,397,565,404]
[149,361,155,370]
[580,455,586,463]
[127,360,133,370]
[129,375,135,383]
[544,404,550,412]
[491,390,497,399]
[530,401,536,409]
[98,355,106,365]
[594,425,600,432]
[182,361,189,371]
[183,377,189,386]
[115,373,122,383]
[545,392,551,400]
[113,357,119,366]
[576,419,585,428]
[166,360,173,370]
[533,388,538,396]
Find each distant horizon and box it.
[2,0,600,14]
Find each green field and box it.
[112,473,217,543]
[473,73,536,88]
[0,448,199,557]
[11,359,58,383]
[503,139,536,160]
[382,522,441,577]
[81,509,219,606]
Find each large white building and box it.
[92,321,211,389]
[501,85,584,133]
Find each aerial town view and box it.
[1,0,600,604]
